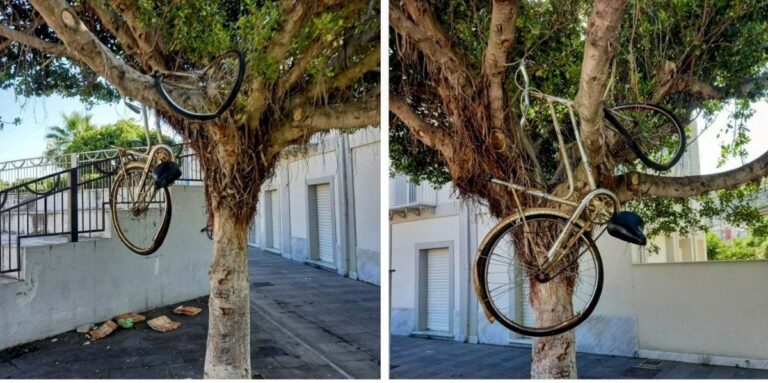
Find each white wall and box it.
[390,176,768,367]
[0,185,212,350]
[351,129,381,285]
[250,128,381,285]
[593,237,768,365]
[390,214,462,336]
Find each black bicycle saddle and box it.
[152,160,182,189]
[607,211,647,246]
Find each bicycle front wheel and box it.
[473,211,603,337]
[155,50,245,120]
[110,163,172,255]
[605,103,686,171]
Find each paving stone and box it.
[169,363,203,379]
[390,335,768,379]
[108,366,171,379]
[139,353,184,368]
[0,248,379,379]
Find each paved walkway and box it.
[391,335,768,379]
[0,248,379,379]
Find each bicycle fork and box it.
[535,188,620,282]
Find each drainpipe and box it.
[337,133,357,278]
[343,134,358,279]
[464,204,472,342]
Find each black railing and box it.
[0,146,203,277]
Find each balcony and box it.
[389,175,437,218]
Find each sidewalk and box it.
[0,248,380,379]
[390,335,768,379]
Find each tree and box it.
[1,1,378,378]
[62,118,175,154]
[390,0,767,378]
[705,231,768,261]
[44,111,97,157]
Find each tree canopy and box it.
[1,1,379,378]
[58,116,175,155]
[1,0,379,221]
[390,0,768,238]
[391,1,767,377]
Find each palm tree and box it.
[44,112,96,158]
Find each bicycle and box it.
[154,50,245,120]
[472,60,686,337]
[56,9,244,121]
[109,101,181,255]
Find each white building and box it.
[636,123,708,264]
[390,127,768,368]
[248,127,381,286]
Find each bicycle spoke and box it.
[478,214,602,335]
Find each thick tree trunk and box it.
[530,276,577,379]
[204,207,252,379]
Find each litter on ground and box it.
[89,320,118,340]
[113,312,146,324]
[116,318,135,329]
[147,315,181,333]
[172,305,202,317]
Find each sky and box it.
[0,89,766,175]
[693,101,768,175]
[0,88,169,162]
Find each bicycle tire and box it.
[154,50,246,121]
[604,103,686,171]
[110,162,173,255]
[473,210,603,337]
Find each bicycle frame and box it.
[491,60,621,279]
[114,103,175,211]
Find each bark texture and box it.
[573,0,629,179]
[2,1,378,379]
[391,0,768,377]
[389,0,621,379]
[205,207,252,379]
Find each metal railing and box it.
[0,148,134,186]
[0,146,203,277]
[389,175,438,209]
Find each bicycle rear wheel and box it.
[155,50,245,120]
[110,163,172,255]
[604,103,686,171]
[473,211,603,337]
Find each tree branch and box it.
[269,96,379,156]
[276,38,333,98]
[278,28,378,102]
[0,15,46,52]
[482,0,520,130]
[106,0,165,69]
[243,1,312,130]
[0,23,69,57]
[617,149,768,202]
[87,0,165,70]
[390,94,454,163]
[389,4,473,94]
[246,1,367,129]
[573,0,628,175]
[268,1,311,62]
[400,0,454,54]
[26,0,178,113]
[301,45,380,102]
[669,74,768,101]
